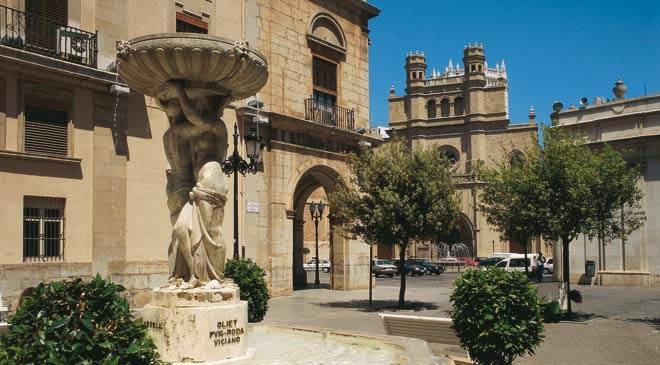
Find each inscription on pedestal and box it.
[209,319,245,346]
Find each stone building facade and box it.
[553,81,660,287]
[0,0,379,310]
[387,44,545,258]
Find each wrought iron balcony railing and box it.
[304,98,355,131]
[0,5,98,68]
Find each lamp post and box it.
[309,200,325,287]
[222,120,264,259]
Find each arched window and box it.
[440,145,460,165]
[308,14,346,125]
[440,98,450,117]
[509,150,525,167]
[454,97,464,115]
[427,99,437,118]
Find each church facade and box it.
[387,44,543,259]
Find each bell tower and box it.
[463,43,486,86]
[405,51,427,88]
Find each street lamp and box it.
[222,119,264,258]
[309,200,326,287]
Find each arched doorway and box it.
[291,165,340,289]
[436,213,475,259]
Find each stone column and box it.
[331,225,370,290]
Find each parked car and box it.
[493,257,534,273]
[408,258,445,275]
[544,258,554,274]
[392,259,425,276]
[372,259,397,277]
[303,258,331,273]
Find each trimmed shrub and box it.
[0,274,161,364]
[450,268,544,365]
[225,258,270,323]
[541,300,566,323]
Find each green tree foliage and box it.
[477,127,644,314]
[224,258,270,323]
[450,268,544,365]
[585,144,645,271]
[476,148,546,274]
[0,275,161,365]
[328,140,459,307]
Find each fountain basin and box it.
[117,33,268,101]
[247,324,453,365]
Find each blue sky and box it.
[367,0,660,127]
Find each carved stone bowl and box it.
[116,33,268,102]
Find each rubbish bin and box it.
[585,260,596,277]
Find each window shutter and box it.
[24,104,69,156]
[25,0,68,52]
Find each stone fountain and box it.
[116,33,268,364]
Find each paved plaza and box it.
[263,272,660,365]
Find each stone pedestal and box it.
[137,280,251,364]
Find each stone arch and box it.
[439,144,460,165]
[507,149,525,167]
[308,13,347,51]
[438,213,476,257]
[291,164,343,289]
[440,98,450,117]
[453,96,464,115]
[426,99,437,119]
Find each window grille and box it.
[23,196,65,262]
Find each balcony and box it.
[0,5,97,68]
[304,97,355,131]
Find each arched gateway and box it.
[290,164,370,291]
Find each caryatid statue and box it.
[116,34,268,288]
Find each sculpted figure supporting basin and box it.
[159,81,229,288]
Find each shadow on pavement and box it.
[315,299,441,313]
[294,283,331,291]
[626,317,660,330]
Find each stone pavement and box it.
[263,273,660,365]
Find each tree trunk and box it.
[562,235,572,315]
[398,243,407,307]
[597,233,602,286]
[523,238,529,276]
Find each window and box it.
[470,64,475,72]
[440,98,450,117]
[509,151,525,167]
[454,97,464,115]
[176,12,208,34]
[477,64,482,72]
[313,56,338,111]
[495,260,507,268]
[25,0,68,53]
[427,99,437,118]
[24,103,69,156]
[440,146,459,165]
[510,259,530,268]
[23,196,65,262]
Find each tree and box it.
[530,127,600,314]
[476,151,546,276]
[585,144,645,277]
[328,140,459,307]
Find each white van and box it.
[493,256,534,273]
